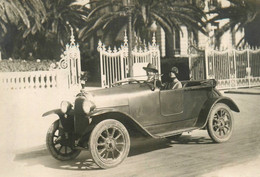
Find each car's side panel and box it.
[182,86,212,123]
[145,87,211,134]
[128,86,212,135]
[90,108,196,138]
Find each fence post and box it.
[233,49,238,89]
[120,49,124,81]
[205,46,209,79]
[228,48,232,89]
[157,46,161,77]
[97,40,104,87]
[212,49,215,80]
[246,47,251,87]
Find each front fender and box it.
[42,109,75,133]
[42,109,63,117]
[196,96,240,128]
[90,108,156,138]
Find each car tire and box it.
[46,120,81,161]
[89,119,130,169]
[207,103,234,143]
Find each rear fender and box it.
[196,96,240,128]
[42,109,75,133]
[89,108,155,138]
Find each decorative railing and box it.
[189,44,260,89]
[0,70,68,90]
[98,31,161,88]
[206,46,260,89]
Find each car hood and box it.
[83,83,150,108]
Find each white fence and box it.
[98,32,161,88]
[206,47,260,89]
[189,45,260,89]
[0,70,68,90]
[0,28,81,91]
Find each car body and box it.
[43,78,239,168]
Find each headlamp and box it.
[82,100,95,114]
[60,101,72,114]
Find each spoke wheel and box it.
[89,119,130,169]
[46,120,81,161]
[207,103,234,143]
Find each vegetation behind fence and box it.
[0,59,58,72]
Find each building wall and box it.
[180,26,189,56]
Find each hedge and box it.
[0,59,58,72]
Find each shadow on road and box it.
[169,135,214,145]
[13,134,213,171]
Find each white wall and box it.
[180,26,189,56]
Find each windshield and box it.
[112,74,163,88]
[112,77,148,87]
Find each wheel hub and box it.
[217,118,225,129]
[105,138,116,151]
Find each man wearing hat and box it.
[143,63,159,82]
[168,66,182,89]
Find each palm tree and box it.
[79,0,207,57]
[0,0,89,59]
[208,0,260,47]
[0,0,46,36]
[0,0,46,57]
[40,0,90,48]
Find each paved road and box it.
[1,93,260,177]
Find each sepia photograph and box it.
[0,0,260,176]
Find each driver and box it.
[143,63,162,88]
[143,63,158,82]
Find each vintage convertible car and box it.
[43,78,239,169]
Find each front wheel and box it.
[207,103,234,143]
[46,120,81,161]
[89,119,130,169]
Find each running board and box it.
[153,127,199,138]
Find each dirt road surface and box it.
[0,90,259,177]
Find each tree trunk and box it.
[231,28,236,47]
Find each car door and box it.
[144,88,186,135]
[128,85,161,127]
[160,89,183,117]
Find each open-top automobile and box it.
[43,77,239,168]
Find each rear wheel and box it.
[207,103,234,143]
[46,120,81,161]
[89,119,130,169]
